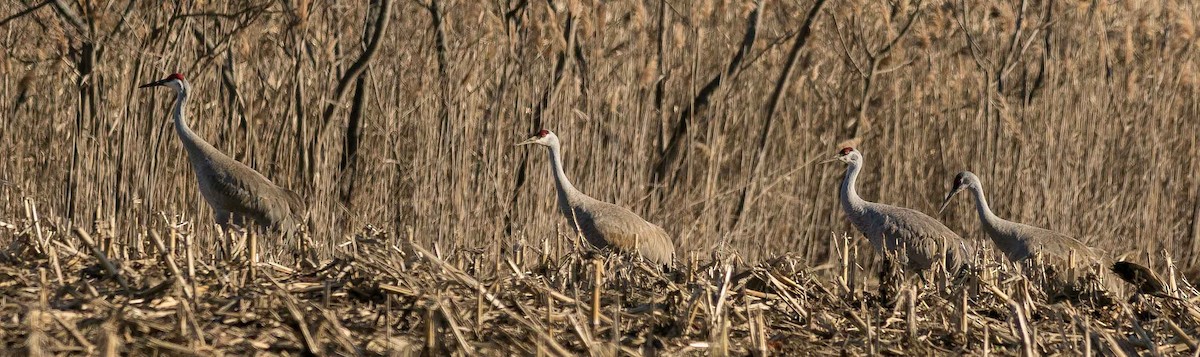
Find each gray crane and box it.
[940,171,1115,298]
[833,147,973,302]
[140,73,303,236]
[516,129,674,266]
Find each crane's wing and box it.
[1016,227,1108,289]
[872,205,973,272]
[193,155,300,232]
[1019,226,1103,266]
[281,188,306,218]
[571,201,675,265]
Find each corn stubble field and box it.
[2,0,1200,355]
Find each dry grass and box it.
[2,0,1200,355]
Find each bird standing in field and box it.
[833,147,973,302]
[516,129,675,266]
[940,171,1117,299]
[140,73,304,236]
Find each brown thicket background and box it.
[2,0,1199,278]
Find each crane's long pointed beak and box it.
[513,137,538,146]
[938,188,961,215]
[138,79,168,88]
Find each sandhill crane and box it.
[939,171,1117,298]
[516,129,674,266]
[140,73,303,235]
[833,147,973,302]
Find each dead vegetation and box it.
[2,210,1200,355]
[2,0,1200,355]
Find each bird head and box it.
[940,171,979,214]
[139,73,187,91]
[834,146,861,164]
[820,146,860,165]
[515,129,557,147]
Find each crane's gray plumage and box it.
[940,171,1113,295]
[836,147,973,274]
[141,73,303,235]
[517,129,674,266]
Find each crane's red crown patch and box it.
[839,147,854,155]
[537,129,549,137]
[169,73,185,81]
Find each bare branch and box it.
[829,12,866,77]
[731,0,827,230]
[50,0,86,35]
[103,0,139,41]
[955,0,991,71]
[0,0,52,28]
[876,58,915,75]
[1002,19,1057,84]
[314,0,392,140]
[876,0,924,58]
[651,1,765,191]
[851,13,872,58]
[999,0,1030,75]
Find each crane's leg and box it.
[214,210,233,229]
[878,258,900,307]
[213,210,234,260]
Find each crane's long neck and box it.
[839,160,867,214]
[547,141,581,203]
[968,185,1010,237]
[171,85,212,160]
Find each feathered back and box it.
[854,202,974,274]
[567,196,675,266]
